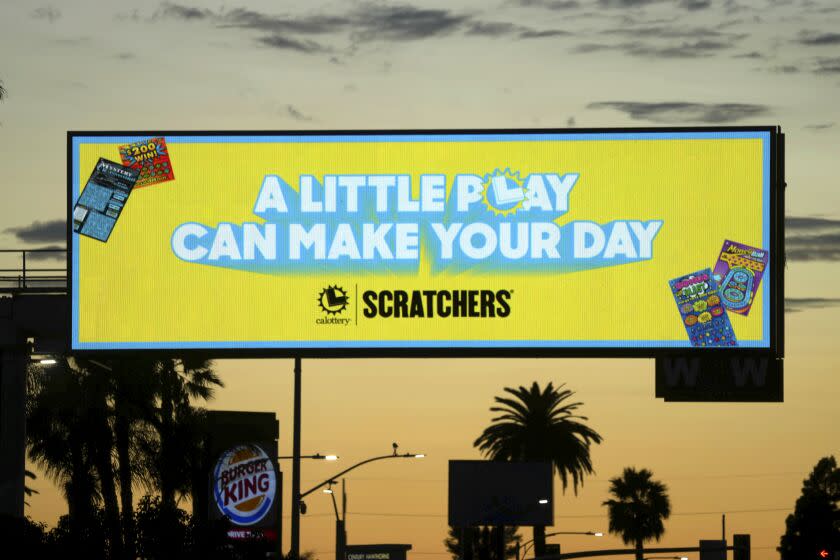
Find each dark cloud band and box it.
[587,101,769,123]
[4,219,66,243]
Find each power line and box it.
[342,506,790,519]
[344,471,803,484]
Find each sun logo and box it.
[482,169,527,216]
[318,285,349,314]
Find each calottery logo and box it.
[316,285,351,326]
[213,444,276,526]
[319,285,349,314]
[171,168,663,275]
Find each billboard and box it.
[68,128,783,356]
[448,460,553,527]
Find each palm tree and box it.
[445,525,521,559]
[474,382,603,555]
[27,360,103,553]
[149,358,223,510]
[79,357,158,560]
[24,470,39,506]
[602,467,671,560]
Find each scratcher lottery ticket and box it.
[73,158,140,242]
[712,240,768,316]
[669,268,738,347]
[119,137,175,188]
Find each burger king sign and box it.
[213,444,277,526]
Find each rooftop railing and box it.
[0,248,68,293]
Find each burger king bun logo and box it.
[213,444,276,526]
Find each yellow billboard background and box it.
[72,133,769,349]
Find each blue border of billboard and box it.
[68,128,780,356]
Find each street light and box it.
[280,454,339,460]
[293,443,425,559]
[517,531,604,560]
[297,443,424,502]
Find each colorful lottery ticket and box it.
[712,240,768,316]
[669,268,738,347]
[119,137,175,188]
[72,158,140,242]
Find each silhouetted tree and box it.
[474,382,602,555]
[24,469,39,506]
[445,525,521,559]
[778,456,840,560]
[147,358,223,510]
[134,494,192,559]
[78,358,159,560]
[27,360,104,554]
[602,467,671,560]
[28,357,222,558]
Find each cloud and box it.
[629,39,737,58]
[30,6,61,22]
[603,25,743,40]
[797,30,840,46]
[22,245,66,262]
[4,220,66,243]
[466,21,523,37]
[733,51,765,59]
[155,2,211,20]
[587,101,769,123]
[785,298,840,313]
[286,105,313,122]
[258,34,327,53]
[598,0,663,7]
[786,216,840,230]
[153,1,568,51]
[466,21,570,39]
[353,5,471,41]
[785,215,840,261]
[769,64,800,74]
[804,122,835,130]
[519,29,571,38]
[679,0,712,10]
[517,0,581,9]
[814,57,840,74]
[572,43,613,53]
[572,31,743,59]
[219,8,352,34]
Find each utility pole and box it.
[290,358,302,559]
[0,345,27,519]
[335,479,347,560]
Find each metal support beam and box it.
[0,346,27,518]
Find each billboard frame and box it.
[67,126,784,359]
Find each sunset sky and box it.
[2,0,840,557]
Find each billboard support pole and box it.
[290,357,302,559]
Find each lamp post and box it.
[323,480,347,560]
[292,443,424,558]
[517,531,604,560]
[278,454,339,461]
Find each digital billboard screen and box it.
[68,128,783,356]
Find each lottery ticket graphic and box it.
[119,137,175,188]
[712,240,768,316]
[72,158,140,242]
[669,268,738,347]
